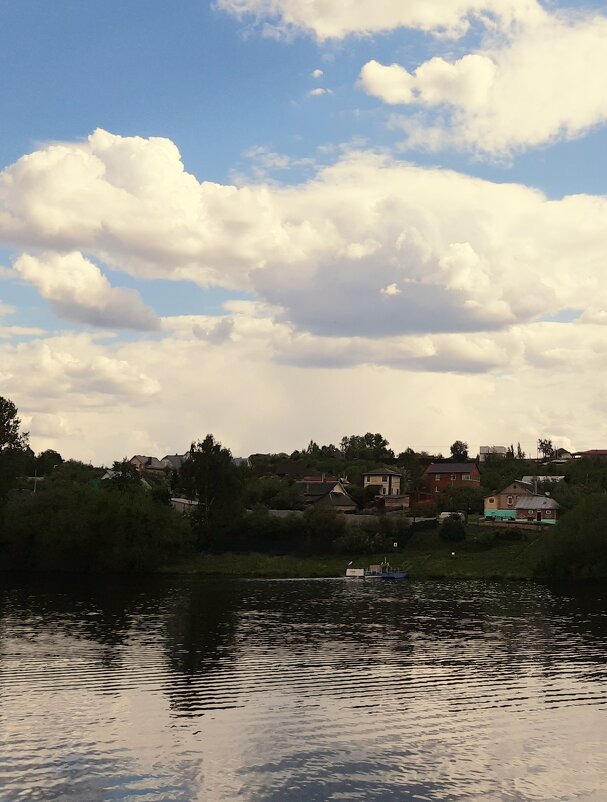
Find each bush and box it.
[0,481,193,571]
[439,516,466,542]
[539,494,607,580]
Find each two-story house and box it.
[362,468,403,496]
[424,462,481,493]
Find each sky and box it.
[1,0,607,465]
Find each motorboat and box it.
[345,560,408,581]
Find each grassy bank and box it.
[162,524,547,580]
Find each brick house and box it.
[424,462,481,493]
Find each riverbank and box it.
[162,524,547,580]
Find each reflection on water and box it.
[1,576,607,801]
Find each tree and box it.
[177,435,243,546]
[516,442,526,460]
[340,433,394,461]
[540,495,607,580]
[36,449,64,475]
[450,440,469,460]
[0,396,29,452]
[538,438,554,459]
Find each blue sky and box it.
[1,0,607,462]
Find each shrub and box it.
[439,516,466,542]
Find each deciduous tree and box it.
[178,434,243,545]
[450,440,469,460]
[0,396,29,452]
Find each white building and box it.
[479,446,508,462]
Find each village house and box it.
[484,480,535,520]
[515,495,560,525]
[478,446,508,462]
[129,455,166,476]
[161,454,187,471]
[424,462,481,493]
[294,478,357,513]
[520,475,565,487]
[363,468,403,496]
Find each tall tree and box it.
[340,433,394,461]
[178,435,243,545]
[450,440,469,460]
[538,438,554,459]
[0,396,29,452]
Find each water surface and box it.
[1,577,606,801]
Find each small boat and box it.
[345,560,408,581]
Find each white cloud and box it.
[14,251,160,330]
[308,87,333,97]
[362,9,607,154]
[380,282,401,296]
[311,68,323,78]
[218,0,544,40]
[5,314,607,464]
[1,131,607,343]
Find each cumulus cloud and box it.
[1,131,607,342]
[308,87,333,97]
[14,251,160,330]
[4,313,607,464]
[218,0,543,40]
[311,68,323,78]
[362,8,607,154]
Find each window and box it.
[489,497,495,503]
[381,487,386,495]
[450,473,457,481]
[434,486,440,493]
[507,495,513,505]
[462,473,471,480]
[435,475,440,482]
[545,509,552,516]
[382,475,388,482]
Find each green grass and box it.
[161,524,547,580]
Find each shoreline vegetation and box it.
[2,397,607,581]
[159,524,547,581]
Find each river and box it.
[1,576,606,801]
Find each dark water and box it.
[1,577,607,802]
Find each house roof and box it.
[131,455,165,470]
[316,491,357,509]
[162,454,186,469]
[574,450,607,457]
[521,475,565,485]
[363,468,402,477]
[516,495,560,510]
[295,480,342,496]
[425,463,478,474]
[485,481,533,498]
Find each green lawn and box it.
[162,524,548,580]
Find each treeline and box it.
[0,397,192,572]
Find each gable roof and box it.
[295,480,343,497]
[516,495,560,510]
[315,491,357,509]
[131,455,165,470]
[162,454,186,470]
[425,462,478,474]
[363,468,402,477]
